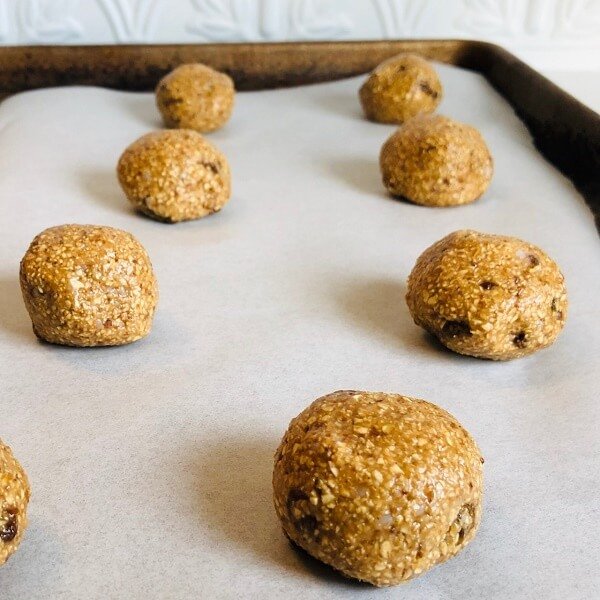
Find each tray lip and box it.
[0,38,517,71]
[0,38,596,118]
[0,37,488,48]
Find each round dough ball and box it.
[380,115,493,206]
[20,224,158,347]
[359,54,442,124]
[117,129,231,223]
[273,390,483,587]
[406,230,568,360]
[0,439,30,567]
[156,63,234,133]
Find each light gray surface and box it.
[543,70,600,113]
[0,64,599,599]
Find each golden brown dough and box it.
[20,224,158,347]
[117,129,231,223]
[273,390,483,586]
[406,230,568,360]
[359,53,442,124]
[380,115,493,206]
[156,63,234,133]
[0,439,30,567]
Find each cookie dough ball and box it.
[359,54,442,124]
[1,440,30,567]
[117,129,231,223]
[20,225,158,347]
[273,390,483,587]
[156,63,234,133]
[406,230,568,360]
[380,115,493,206]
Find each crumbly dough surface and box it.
[273,390,483,587]
[0,440,30,567]
[156,63,235,133]
[117,129,231,223]
[20,224,158,347]
[380,114,493,206]
[406,230,568,360]
[359,54,442,124]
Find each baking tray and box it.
[0,40,598,227]
[0,41,599,600]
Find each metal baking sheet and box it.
[0,62,598,599]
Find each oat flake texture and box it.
[273,390,483,587]
[406,230,568,360]
[156,63,235,133]
[19,224,158,347]
[117,129,231,223]
[380,114,493,206]
[359,53,442,124]
[0,439,30,567]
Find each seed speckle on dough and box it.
[273,391,483,587]
[0,440,30,566]
[406,230,568,360]
[20,224,158,347]
[380,115,493,207]
[359,54,442,124]
[156,63,234,133]
[117,129,231,223]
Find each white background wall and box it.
[0,0,599,71]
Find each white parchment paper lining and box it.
[0,63,598,599]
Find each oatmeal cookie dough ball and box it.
[156,63,234,133]
[380,115,493,206]
[273,390,483,587]
[359,54,442,124]
[0,440,30,567]
[406,230,568,360]
[20,225,158,347]
[117,129,231,223]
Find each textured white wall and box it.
[0,1,598,70]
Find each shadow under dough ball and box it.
[273,390,484,587]
[359,53,442,124]
[380,114,493,206]
[0,439,30,567]
[20,224,158,347]
[406,230,568,360]
[156,63,235,133]
[117,129,231,223]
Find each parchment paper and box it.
[0,63,598,600]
